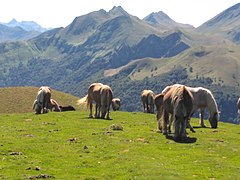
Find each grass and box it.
[0,110,239,179]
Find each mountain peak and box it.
[109,6,129,16]
[197,2,240,30]
[144,11,173,24]
[8,18,18,25]
[143,11,194,29]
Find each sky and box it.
[0,0,239,28]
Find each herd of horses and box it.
[33,83,238,142]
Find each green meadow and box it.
[0,111,239,179]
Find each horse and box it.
[156,85,193,141]
[162,84,219,128]
[32,86,51,114]
[112,98,121,111]
[59,105,76,111]
[237,98,240,114]
[49,99,61,112]
[78,83,113,119]
[141,90,155,113]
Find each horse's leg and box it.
[106,105,110,120]
[168,114,173,133]
[143,103,145,113]
[156,106,164,132]
[146,102,150,113]
[95,103,99,118]
[181,119,187,140]
[199,108,206,127]
[174,117,181,141]
[89,100,93,118]
[163,110,169,135]
[187,118,195,133]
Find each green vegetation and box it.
[0,111,239,179]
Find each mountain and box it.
[0,24,41,42]
[4,18,49,32]
[197,3,240,43]
[143,11,194,30]
[0,19,49,42]
[0,5,239,123]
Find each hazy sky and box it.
[0,0,239,28]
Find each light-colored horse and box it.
[155,85,193,141]
[162,84,219,128]
[50,99,61,112]
[78,83,113,119]
[141,90,155,113]
[237,98,240,114]
[32,86,51,114]
[112,98,121,111]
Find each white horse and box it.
[32,86,51,114]
[141,90,155,113]
[162,84,220,128]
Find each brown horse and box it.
[155,85,193,141]
[32,86,51,114]
[78,83,113,119]
[162,84,219,128]
[237,98,240,114]
[141,90,155,113]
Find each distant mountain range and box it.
[0,19,49,42]
[0,3,239,123]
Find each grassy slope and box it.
[0,111,239,179]
[0,87,81,114]
[104,41,240,87]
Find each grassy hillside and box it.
[105,42,240,87]
[0,111,239,179]
[0,86,80,114]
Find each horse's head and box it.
[112,98,121,111]
[209,112,219,128]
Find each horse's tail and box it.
[32,100,37,110]
[154,93,164,120]
[107,89,112,110]
[77,95,90,109]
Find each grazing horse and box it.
[163,84,219,128]
[112,98,121,111]
[156,85,193,141]
[59,105,76,111]
[32,86,51,114]
[141,90,155,113]
[78,83,113,119]
[49,99,61,112]
[237,98,240,114]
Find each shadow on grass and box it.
[166,135,197,143]
[79,116,113,120]
[192,126,210,129]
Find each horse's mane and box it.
[201,87,218,114]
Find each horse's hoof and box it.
[174,136,181,142]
